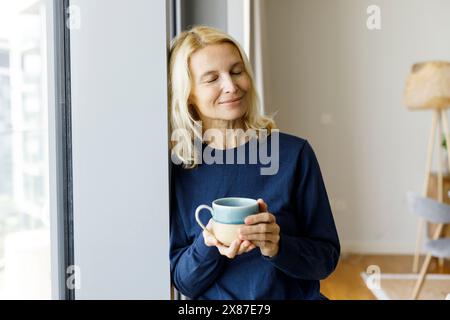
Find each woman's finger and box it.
[252,240,278,250]
[205,219,214,231]
[245,243,256,253]
[237,240,251,255]
[244,212,276,225]
[203,220,219,247]
[239,223,279,235]
[257,198,268,213]
[239,232,280,243]
[203,231,218,246]
[220,239,241,258]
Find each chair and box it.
[406,191,450,299]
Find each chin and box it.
[220,109,246,121]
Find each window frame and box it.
[47,0,74,300]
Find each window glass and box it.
[0,0,51,299]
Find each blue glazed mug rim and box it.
[212,197,258,209]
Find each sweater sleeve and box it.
[169,174,227,298]
[263,141,340,280]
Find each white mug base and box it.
[212,221,243,246]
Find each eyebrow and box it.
[199,61,243,79]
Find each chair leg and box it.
[411,253,433,300]
[412,216,445,298]
[412,219,425,273]
[414,111,438,272]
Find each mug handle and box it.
[195,205,214,231]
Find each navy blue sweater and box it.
[169,132,340,300]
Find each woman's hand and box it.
[203,219,256,258]
[238,199,280,257]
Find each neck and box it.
[201,117,247,149]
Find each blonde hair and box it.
[168,25,276,169]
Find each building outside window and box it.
[0,0,51,299]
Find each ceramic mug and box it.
[195,197,259,246]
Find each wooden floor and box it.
[320,253,450,300]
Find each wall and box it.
[69,0,170,298]
[264,0,450,253]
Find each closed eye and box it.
[206,77,218,83]
[205,71,242,83]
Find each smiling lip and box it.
[219,96,244,104]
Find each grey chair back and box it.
[406,191,450,224]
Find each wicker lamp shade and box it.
[404,61,450,110]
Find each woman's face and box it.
[188,42,251,122]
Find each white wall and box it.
[227,0,247,54]
[70,0,170,298]
[264,0,450,253]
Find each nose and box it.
[221,74,238,93]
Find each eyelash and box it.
[206,71,242,83]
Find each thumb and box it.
[257,198,268,212]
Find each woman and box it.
[169,25,340,300]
